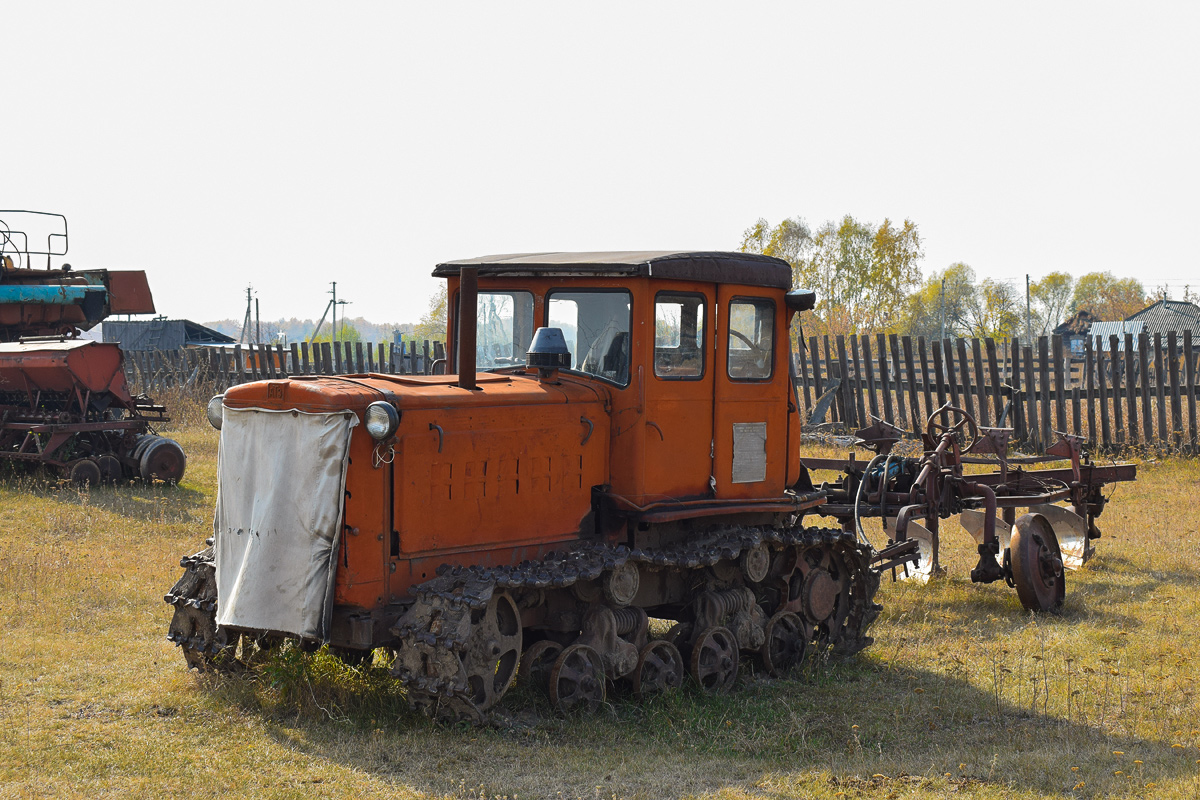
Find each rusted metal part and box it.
[806,404,1135,611]
[164,545,237,670]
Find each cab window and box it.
[547,289,632,386]
[727,298,774,380]
[475,291,535,370]
[654,292,706,379]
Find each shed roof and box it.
[102,319,235,350]
[1088,321,1144,350]
[433,251,792,289]
[1126,299,1200,336]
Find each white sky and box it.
[6,2,1198,326]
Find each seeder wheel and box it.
[1010,513,1065,611]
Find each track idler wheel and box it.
[631,640,683,701]
[760,611,808,677]
[519,640,563,689]
[1010,513,1066,612]
[549,643,606,713]
[455,592,522,718]
[688,626,739,693]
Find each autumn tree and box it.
[310,321,362,343]
[899,262,977,340]
[1070,272,1147,320]
[967,278,1022,340]
[1029,272,1074,336]
[413,283,448,342]
[742,215,922,339]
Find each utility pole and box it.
[309,281,350,343]
[1025,274,1032,344]
[255,298,261,345]
[239,285,254,345]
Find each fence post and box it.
[1154,332,1167,445]
[956,338,976,428]
[918,337,933,423]
[797,338,813,414]
[835,335,854,429]
[850,335,867,426]
[902,336,921,435]
[1185,330,1197,453]
[889,335,906,430]
[861,336,878,420]
[1009,338,1025,440]
[1084,336,1097,445]
[1137,332,1152,445]
[971,338,989,427]
[1052,334,1066,434]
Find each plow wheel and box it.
[69,459,102,487]
[632,640,683,701]
[519,640,563,689]
[549,643,605,713]
[760,611,807,676]
[450,592,523,721]
[1010,513,1066,612]
[689,626,739,693]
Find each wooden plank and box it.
[388,341,398,374]
[849,334,867,426]
[985,338,1004,425]
[300,342,310,374]
[877,333,894,424]
[902,336,921,434]
[931,339,948,410]
[275,344,286,377]
[796,338,813,412]
[890,334,907,430]
[232,345,244,385]
[1137,332,1152,445]
[1021,344,1037,449]
[1096,337,1111,451]
[1084,336,1097,445]
[971,338,990,427]
[861,336,878,419]
[1154,332,1167,444]
[809,336,823,396]
[956,337,977,426]
[822,337,839,422]
[355,341,365,373]
[1186,329,1197,453]
[1168,330,1182,450]
[1124,333,1137,444]
[1108,336,1123,443]
[345,342,356,374]
[1038,336,1052,448]
[943,338,961,407]
[1072,386,1081,435]
[836,335,855,428]
[289,343,299,376]
[423,340,431,375]
[378,343,387,375]
[1052,334,1066,434]
[918,337,933,423]
[1007,339,1022,438]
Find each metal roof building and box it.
[103,318,235,350]
[1125,299,1200,337]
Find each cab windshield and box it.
[547,289,632,386]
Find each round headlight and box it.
[206,395,225,430]
[364,401,400,440]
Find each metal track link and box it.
[391,524,882,718]
[164,545,235,670]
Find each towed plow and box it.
[804,404,1136,611]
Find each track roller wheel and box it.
[549,643,605,713]
[760,611,808,676]
[68,458,102,487]
[688,626,739,693]
[632,639,683,701]
[140,437,187,483]
[519,640,563,689]
[1010,513,1065,611]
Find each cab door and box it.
[712,286,788,500]
[640,284,714,501]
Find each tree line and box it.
[741,216,1168,342]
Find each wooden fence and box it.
[125,339,447,394]
[797,331,1200,453]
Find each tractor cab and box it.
[434,251,812,518]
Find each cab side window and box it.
[654,292,706,379]
[727,298,774,380]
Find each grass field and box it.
[2,399,1199,799]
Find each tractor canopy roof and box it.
[433,251,791,289]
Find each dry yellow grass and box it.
[1,399,1198,799]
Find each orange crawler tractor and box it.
[166,252,880,721]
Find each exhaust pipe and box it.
[456,266,478,390]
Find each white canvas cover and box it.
[214,407,358,640]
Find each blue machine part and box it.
[0,285,107,305]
